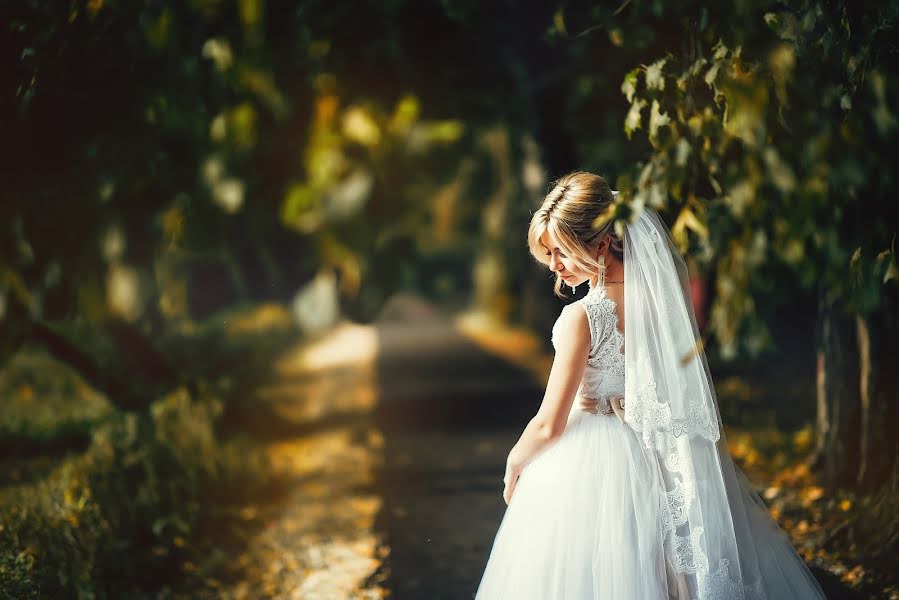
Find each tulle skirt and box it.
[474,406,827,600]
[475,407,670,599]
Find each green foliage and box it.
[1,0,477,362]
[0,348,112,450]
[0,387,270,599]
[3,0,897,364]
[614,0,899,358]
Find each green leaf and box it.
[674,138,691,166]
[884,262,898,284]
[870,71,898,135]
[850,247,862,270]
[724,180,754,218]
[624,99,646,139]
[762,147,796,192]
[712,39,729,60]
[705,62,721,90]
[281,183,321,232]
[882,248,898,284]
[763,12,798,41]
[621,69,639,103]
[553,7,567,36]
[648,100,670,144]
[645,58,668,91]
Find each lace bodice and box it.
[550,283,625,405]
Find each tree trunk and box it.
[30,317,178,413]
[856,450,899,560]
[853,284,899,558]
[855,304,899,490]
[811,286,861,488]
[472,127,517,323]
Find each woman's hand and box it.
[502,457,524,505]
[579,396,601,414]
[579,395,623,416]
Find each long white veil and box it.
[620,207,826,599]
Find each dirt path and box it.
[156,296,547,599]
[369,302,548,599]
[153,319,387,599]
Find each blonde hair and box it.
[527,171,623,298]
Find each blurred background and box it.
[1,0,897,598]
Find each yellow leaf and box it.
[553,8,566,36]
[390,94,420,133]
[162,207,184,246]
[672,206,709,245]
[342,106,381,147]
[884,253,898,284]
[591,203,616,234]
[609,29,624,47]
[18,384,34,402]
[800,486,824,505]
[427,120,465,143]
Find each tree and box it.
[0,0,479,408]
[606,0,899,556]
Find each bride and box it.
[474,172,827,599]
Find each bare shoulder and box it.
[557,302,591,344]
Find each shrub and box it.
[0,387,270,599]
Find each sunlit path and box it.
[158,320,388,599]
[371,294,549,599]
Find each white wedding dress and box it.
[474,282,827,599]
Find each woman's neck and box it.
[590,255,624,288]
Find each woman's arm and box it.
[503,304,591,504]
